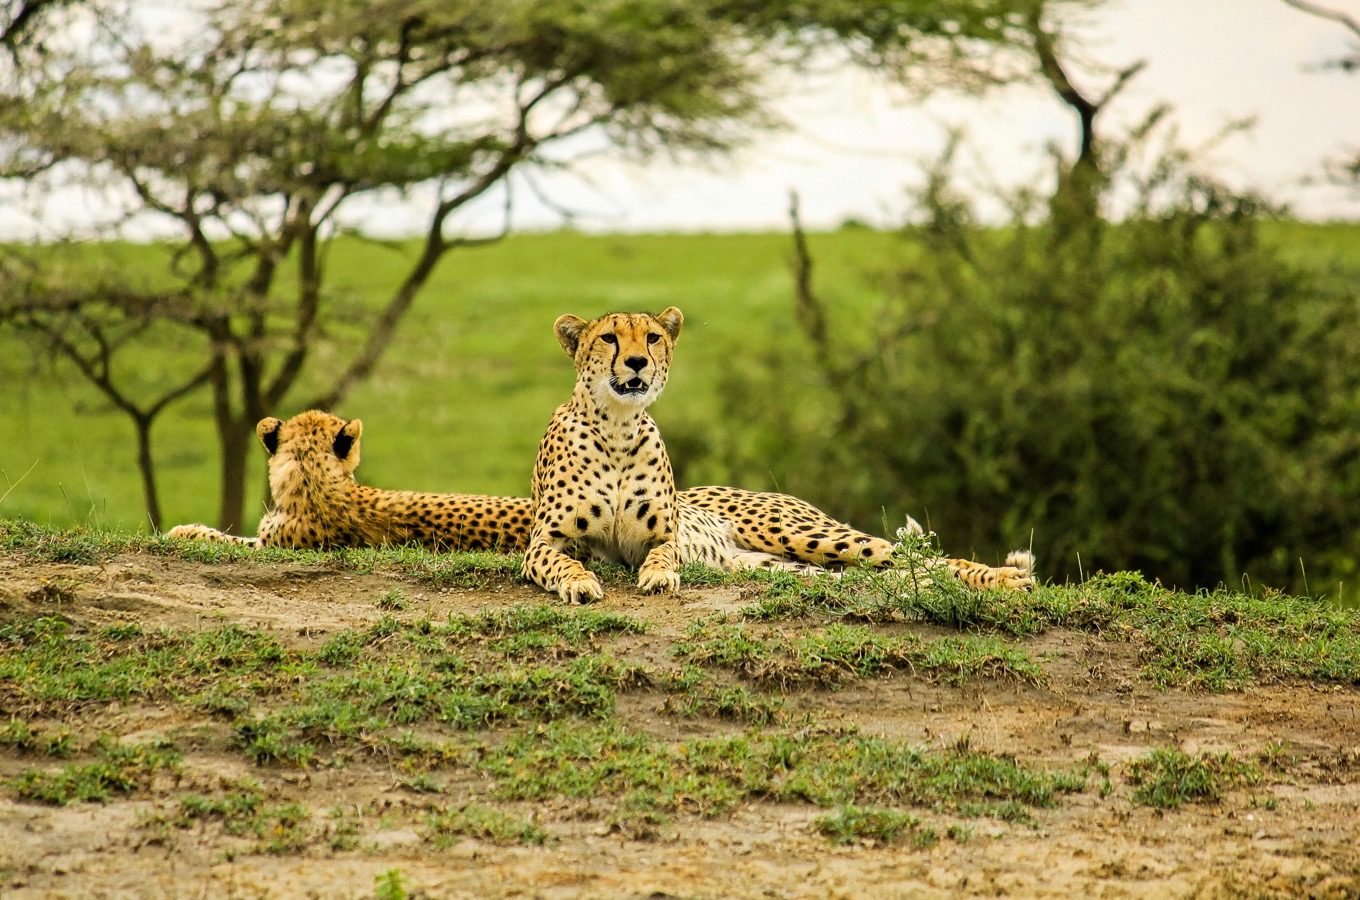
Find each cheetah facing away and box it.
[166,410,532,551]
[524,306,1035,604]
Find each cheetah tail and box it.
[1004,549,1036,576]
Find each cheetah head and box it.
[256,410,364,494]
[553,307,683,412]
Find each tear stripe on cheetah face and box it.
[525,308,688,603]
[165,410,532,551]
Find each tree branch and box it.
[1281,0,1360,41]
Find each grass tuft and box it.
[10,738,181,805]
[425,803,548,847]
[813,805,936,847]
[1127,747,1261,808]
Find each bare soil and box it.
[2,552,1359,899]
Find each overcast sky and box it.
[460,0,1356,233]
[4,0,1356,238]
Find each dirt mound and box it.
[1,551,1358,899]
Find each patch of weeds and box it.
[377,588,409,611]
[233,717,318,767]
[663,682,784,725]
[317,629,369,666]
[11,738,181,805]
[373,868,409,900]
[176,780,312,853]
[677,562,737,588]
[0,618,288,711]
[813,805,936,847]
[442,604,647,655]
[440,655,646,728]
[481,723,1084,823]
[1127,748,1260,808]
[100,622,144,641]
[398,773,444,794]
[741,542,1360,691]
[326,806,361,851]
[605,790,671,839]
[425,803,548,847]
[393,547,521,589]
[1256,741,1297,773]
[946,823,973,843]
[674,621,1042,687]
[0,719,78,757]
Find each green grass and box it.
[10,738,181,805]
[1126,748,1261,808]
[674,619,1044,687]
[172,778,313,853]
[425,803,549,847]
[479,722,1086,826]
[813,805,937,847]
[733,565,1360,690]
[9,225,1356,542]
[0,230,910,533]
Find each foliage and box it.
[1127,747,1260,808]
[0,0,770,531]
[425,803,549,847]
[694,128,1360,597]
[813,805,936,846]
[9,738,181,805]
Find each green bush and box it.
[687,138,1360,597]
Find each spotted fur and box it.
[166,410,531,551]
[524,308,1036,604]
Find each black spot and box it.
[834,542,850,552]
[576,517,588,531]
[807,540,819,550]
[636,501,651,520]
[590,505,602,518]
[646,515,658,531]
[861,547,874,557]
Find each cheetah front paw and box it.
[637,566,680,594]
[558,572,604,605]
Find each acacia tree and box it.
[1,0,769,531]
[0,0,1051,532]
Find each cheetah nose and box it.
[624,356,648,372]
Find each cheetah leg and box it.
[940,551,1036,591]
[637,540,682,594]
[524,534,603,604]
[165,524,260,547]
[727,550,823,575]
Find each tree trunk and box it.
[215,418,250,534]
[131,414,163,531]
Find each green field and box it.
[3,222,1358,538]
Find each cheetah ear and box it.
[554,314,588,357]
[256,417,283,455]
[333,418,362,460]
[655,306,683,341]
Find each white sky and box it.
[3,0,1357,238]
[468,0,1359,232]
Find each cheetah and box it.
[166,410,532,551]
[523,307,1036,604]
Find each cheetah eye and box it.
[646,333,661,344]
[599,334,617,345]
